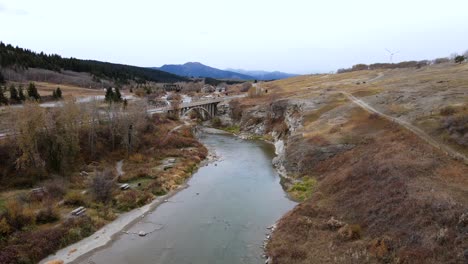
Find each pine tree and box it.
[123,98,128,109]
[0,87,8,105]
[27,82,40,100]
[56,87,62,98]
[105,87,114,102]
[9,84,19,101]
[18,86,25,101]
[114,87,122,102]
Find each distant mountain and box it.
[155,62,254,80]
[226,68,298,80]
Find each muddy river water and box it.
[76,132,296,264]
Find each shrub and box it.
[129,153,145,163]
[64,191,87,207]
[240,82,252,92]
[115,190,138,211]
[36,206,60,224]
[338,224,362,241]
[61,215,96,246]
[44,179,68,199]
[223,125,240,134]
[115,190,152,211]
[289,177,317,201]
[0,246,18,264]
[89,170,115,203]
[211,117,222,128]
[440,106,456,116]
[0,217,12,236]
[229,100,243,121]
[4,200,35,230]
[16,227,65,263]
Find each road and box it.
[342,92,468,164]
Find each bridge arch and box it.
[182,106,212,119]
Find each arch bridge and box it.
[167,99,222,119]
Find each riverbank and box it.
[40,126,219,264]
[69,129,295,264]
[40,185,187,263]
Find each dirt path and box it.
[367,72,384,83]
[342,92,468,164]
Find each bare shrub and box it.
[439,106,457,116]
[64,191,87,207]
[4,200,35,230]
[247,86,262,97]
[229,100,243,121]
[35,206,60,224]
[115,189,150,211]
[240,82,252,92]
[44,178,68,199]
[90,170,115,203]
[338,224,362,241]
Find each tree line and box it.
[0,83,46,105]
[337,51,467,73]
[0,42,188,84]
[0,100,148,185]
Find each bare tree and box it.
[120,102,147,155]
[169,93,182,120]
[90,169,115,203]
[14,102,45,170]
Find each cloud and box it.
[0,4,28,15]
[12,8,28,15]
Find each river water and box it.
[76,132,296,264]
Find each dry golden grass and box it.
[10,81,105,99]
[268,111,468,263]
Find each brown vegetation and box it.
[266,110,467,264]
[0,99,207,262]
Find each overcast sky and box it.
[1,0,467,73]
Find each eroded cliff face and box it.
[222,98,305,180]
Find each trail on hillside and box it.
[342,92,468,164]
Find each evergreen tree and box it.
[455,55,465,64]
[105,87,114,102]
[27,82,41,100]
[56,87,62,98]
[0,72,5,84]
[0,87,7,105]
[18,86,25,101]
[9,84,19,101]
[114,87,122,102]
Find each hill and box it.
[156,62,254,80]
[0,42,187,84]
[226,68,298,80]
[224,62,468,263]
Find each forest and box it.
[0,42,187,84]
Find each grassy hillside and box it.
[231,62,468,263]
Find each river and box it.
[75,132,296,264]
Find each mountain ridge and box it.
[155,62,254,80]
[225,68,298,80]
